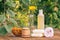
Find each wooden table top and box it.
[0,29,60,40]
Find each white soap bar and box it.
[44,27,54,37]
[32,29,44,33]
[31,33,43,37]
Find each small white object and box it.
[32,29,44,33]
[31,29,44,37]
[44,27,54,37]
[31,33,43,37]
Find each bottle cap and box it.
[39,9,43,15]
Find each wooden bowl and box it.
[12,27,22,37]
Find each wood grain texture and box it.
[0,29,60,40]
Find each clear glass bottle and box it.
[37,9,44,29]
[29,14,36,30]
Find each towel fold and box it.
[31,33,43,37]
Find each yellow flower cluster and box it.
[29,6,37,11]
[17,12,29,27]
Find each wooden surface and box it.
[0,29,60,40]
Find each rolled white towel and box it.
[32,29,44,34]
[44,27,54,37]
[31,33,43,37]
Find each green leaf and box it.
[0,0,2,2]
[9,18,18,27]
[22,0,29,5]
[7,10,15,17]
[4,24,13,33]
[53,13,58,20]
[0,15,6,23]
[5,0,16,8]
[0,26,7,36]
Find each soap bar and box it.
[44,27,54,37]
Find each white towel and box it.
[32,29,44,33]
[31,33,43,37]
[44,27,54,37]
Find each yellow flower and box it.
[29,6,37,10]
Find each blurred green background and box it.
[0,0,60,35]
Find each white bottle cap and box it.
[39,9,43,15]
